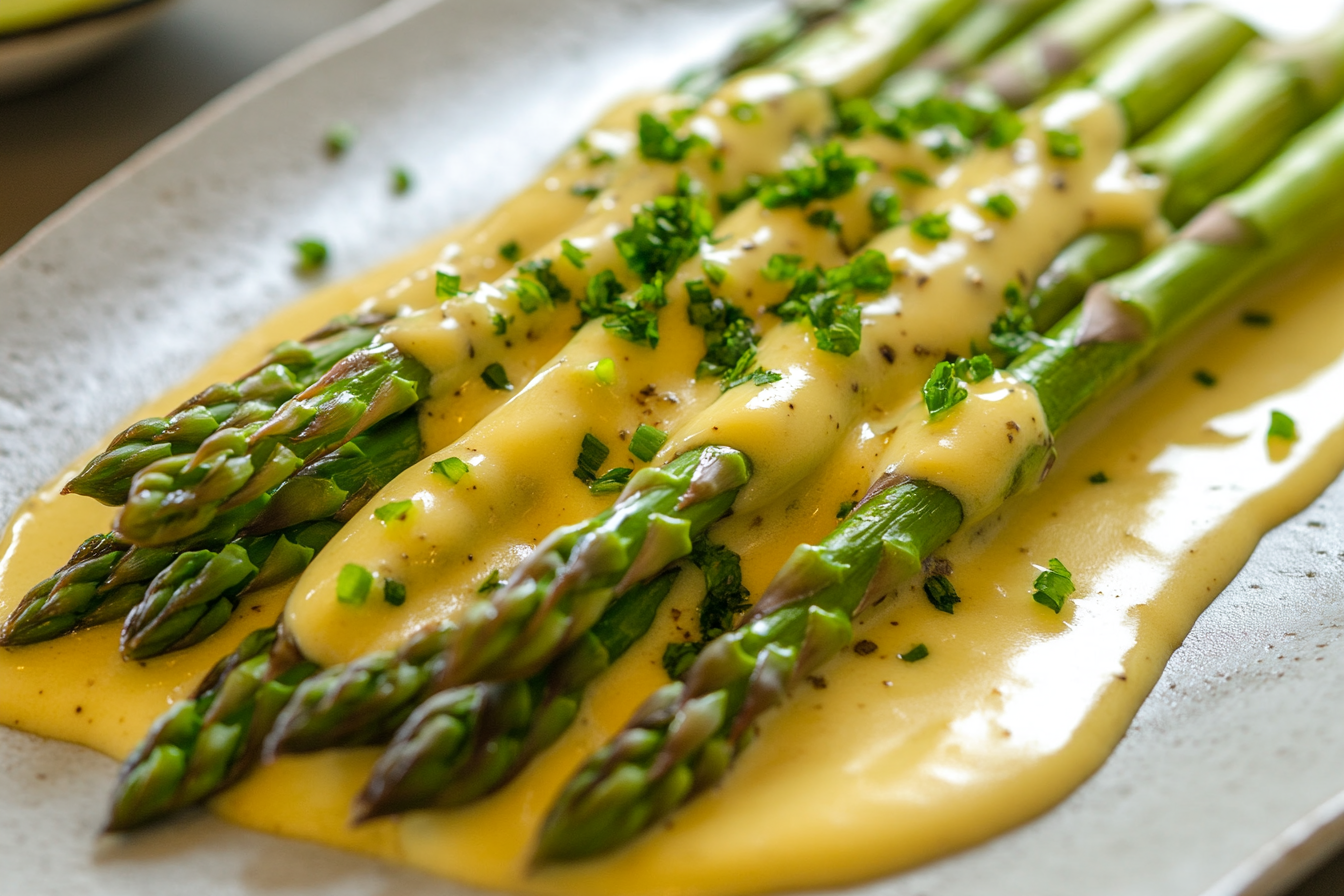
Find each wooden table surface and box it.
[0,1,1342,893]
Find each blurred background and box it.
[0,0,1342,893]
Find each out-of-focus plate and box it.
[0,0,1342,894]
[0,0,176,99]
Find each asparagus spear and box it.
[0,414,420,650]
[105,623,317,832]
[354,571,677,820]
[64,314,390,506]
[534,92,1344,865]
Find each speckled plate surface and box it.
[1,1,1343,894]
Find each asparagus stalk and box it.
[64,314,390,506]
[534,93,1344,866]
[354,571,676,820]
[105,624,317,832]
[0,415,420,650]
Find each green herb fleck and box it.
[1031,558,1075,613]
[580,269,627,321]
[336,564,372,606]
[594,357,616,385]
[661,537,752,679]
[629,424,668,463]
[911,211,951,242]
[982,192,1016,219]
[1046,129,1082,160]
[758,142,874,209]
[560,239,590,269]
[1089,471,1109,484]
[571,182,602,200]
[986,109,1024,148]
[435,271,462,299]
[900,643,930,662]
[324,122,357,157]
[613,175,714,281]
[897,167,934,187]
[923,361,968,420]
[730,101,760,123]
[391,166,413,195]
[499,240,521,263]
[430,457,470,484]
[588,468,633,495]
[923,574,960,614]
[702,259,727,285]
[686,280,756,379]
[519,257,571,304]
[1268,410,1298,442]
[869,186,901,231]
[374,500,413,524]
[721,347,783,392]
[491,312,508,335]
[954,353,994,383]
[383,579,407,607]
[603,277,668,347]
[837,500,856,519]
[293,238,328,272]
[637,111,706,163]
[481,362,511,391]
[574,433,610,483]
[1193,369,1217,387]
[762,253,805,282]
[478,570,503,593]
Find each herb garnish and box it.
[430,456,470,484]
[1031,558,1075,613]
[661,536,752,679]
[336,563,372,605]
[629,424,668,463]
[374,500,412,524]
[923,574,960,614]
[1268,410,1298,442]
[481,362,512,391]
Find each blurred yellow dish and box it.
[0,0,135,35]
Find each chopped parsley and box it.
[985,109,1025,148]
[293,238,329,272]
[718,174,763,214]
[807,208,840,231]
[499,240,522,263]
[430,456,470,484]
[477,569,503,593]
[1193,369,1217,387]
[613,175,714,281]
[593,357,616,385]
[702,259,727,285]
[770,251,891,357]
[580,269,627,320]
[923,574,960,614]
[1046,129,1083,160]
[435,271,462,299]
[629,424,668,463]
[721,347,783,392]
[897,167,934,187]
[762,253,805,282]
[604,277,668,347]
[899,643,930,662]
[954,353,994,383]
[837,500,856,519]
[988,280,1037,360]
[1089,471,1109,484]
[383,579,406,606]
[982,192,1017,219]
[1268,410,1298,442]
[560,239,590,269]
[573,433,610,483]
[911,211,951,242]
[518,257,571,305]
[324,122,357,157]
[686,279,756,379]
[491,312,508,335]
[391,166,413,195]
[637,110,706,163]
[571,182,602,200]
[480,362,512,391]
[869,187,901,231]
[373,499,413,523]
[336,563,372,605]
[922,360,968,420]
[661,537,752,679]
[1031,558,1075,613]
[757,142,874,209]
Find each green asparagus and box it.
[534,92,1344,866]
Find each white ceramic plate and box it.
[2,1,1343,894]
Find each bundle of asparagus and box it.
[101,3,1344,838]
